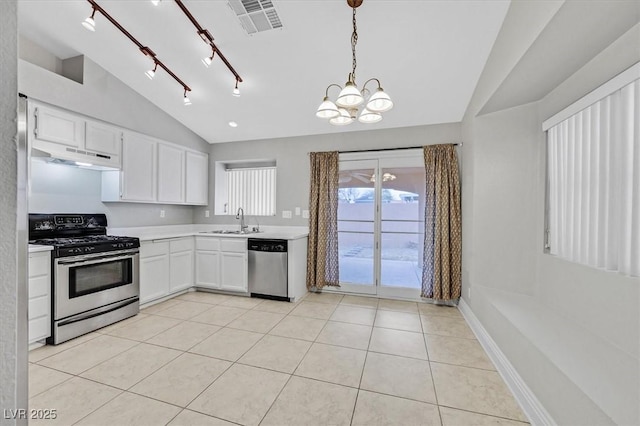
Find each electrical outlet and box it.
[295,207,301,216]
[302,210,309,219]
[205,210,210,218]
[282,210,292,219]
[160,209,165,218]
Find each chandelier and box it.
[316,0,393,125]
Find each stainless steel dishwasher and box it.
[248,239,289,301]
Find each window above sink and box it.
[214,159,277,217]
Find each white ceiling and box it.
[18,0,510,144]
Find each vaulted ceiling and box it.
[18,0,510,144]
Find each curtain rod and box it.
[338,143,462,154]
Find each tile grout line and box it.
[31,292,519,425]
[257,296,342,424]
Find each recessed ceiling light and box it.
[228,121,238,128]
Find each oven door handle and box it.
[56,253,137,266]
[57,297,139,327]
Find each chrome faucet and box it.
[236,207,248,233]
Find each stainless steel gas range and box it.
[29,213,140,345]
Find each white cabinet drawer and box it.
[170,237,194,253]
[141,241,170,258]
[29,296,49,321]
[196,237,220,251]
[220,239,247,253]
[29,275,50,299]
[29,252,50,277]
[29,316,50,343]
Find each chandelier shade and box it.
[336,82,364,107]
[316,97,340,119]
[358,108,382,123]
[329,108,355,126]
[315,0,392,125]
[366,88,393,112]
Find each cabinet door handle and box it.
[34,107,39,137]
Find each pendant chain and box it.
[351,6,358,84]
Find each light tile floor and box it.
[29,291,529,426]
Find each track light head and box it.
[201,49,215,68]
[151,0,162,5]
[233,79,240,97]
[145,62,158,80]
[183,88,192,106]
[82,8,97,31]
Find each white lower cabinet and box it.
[195,250,220,289]
[220,240,248,292]
[196,237,248,293]
[195,237,220,289]
[140,237,197,304]
[169,238,194,293]
[139,241,170,304]
[29,251,51,344]
[141,236,249,303]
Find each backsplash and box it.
[29,160,194,227]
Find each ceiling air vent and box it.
[227,0,283,35]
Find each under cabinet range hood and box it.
[28,100,122,171]
[31,146,121,171]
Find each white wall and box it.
[18,53,208,153]
[29,161,194,227]
[462,2,640,423]
[0,1,26,423]
[195,122,462,227]
[19,46,210,227]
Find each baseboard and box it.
[458,298,556,426]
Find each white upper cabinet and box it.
[29,102,121,169]
[158,143,185,203]
[33,104,84,148]
[102,131,208,205]
[85,120,122,157]
[121,132,157,202]
[185,151,208,205]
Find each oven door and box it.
[54,250,139,320]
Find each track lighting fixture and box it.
[145,62,158,80]
[82,7,97,31]
[151,0,162,5]
[174,0,243,92]
[233,79,240,97]
[201,48,215,68]
[83,1,191,104]
[183,88,192,106]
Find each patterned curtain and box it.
[422,144,462,301]
[306,151,340,290]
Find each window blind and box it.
[547,78,639,277]
[226,167,276,216]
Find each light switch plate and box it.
[295,207,301,216]
[282,210,292,218]
[302,210,309,219]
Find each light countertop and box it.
[108,225,309,242]
[29,244,54,253]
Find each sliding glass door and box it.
[338,160,377,294]
[337,153,425,298]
